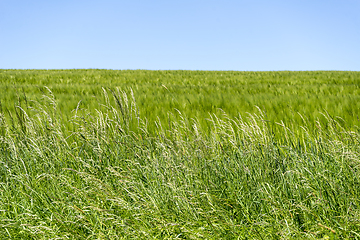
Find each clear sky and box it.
[0,0,359,70]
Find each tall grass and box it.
[0,88,359,239]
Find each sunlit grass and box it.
[1,69,359,134]
[0,87,359,239]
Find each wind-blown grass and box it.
[1,70,359,134]
[0,88,359,239]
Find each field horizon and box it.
[1,69,359,132]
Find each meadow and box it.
[1,70,359,133]
[0,69,359,239]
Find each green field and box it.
[0,70,360,239]
[1,70,359,133]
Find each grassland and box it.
[1,70,359,133]
[0,70,359,239]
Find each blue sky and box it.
[0,0,359,70]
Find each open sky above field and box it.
[0,0,359,70]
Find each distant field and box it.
[0,70,359,239]
[1,70,359,133]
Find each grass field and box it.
[1,70,359,133]
[0,70,360,239]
